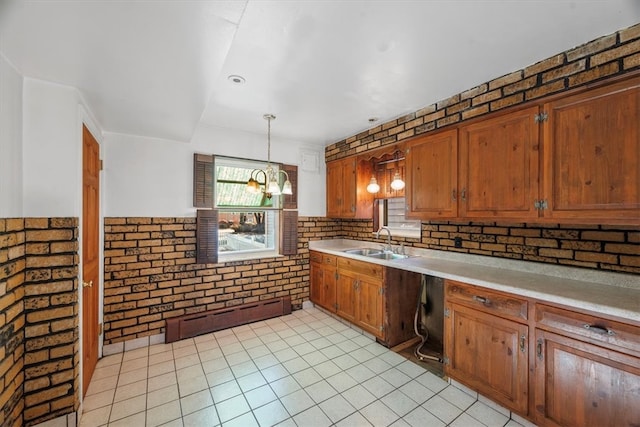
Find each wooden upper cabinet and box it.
[326,157,373,218]
[405,129,458,219]
[541,76,640,223]
[459,106,540,220]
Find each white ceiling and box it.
[1,0,639,146]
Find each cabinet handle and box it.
[472,295,489,305]
[519,334,526,353]
[461,188,467,201]
[536,338,543,361]
[583,324,615,336]
[451,189,457,201]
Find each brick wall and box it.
[324,23,640,276]
[341,219,640,274]
[326,23,640,161]
[22,219,79,426]
[0,218,79,427]
[102,217,341,345]
[0,219,26,427]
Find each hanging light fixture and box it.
[366,176,380,193]
[390,171,405,190]
[246,114,293,198]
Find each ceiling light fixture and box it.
[246,114,292,198]
[227,74,246,84]
[390,171,405,190]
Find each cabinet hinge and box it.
[335,303,339,310]
[444,308,450,318]
[534,112,548,123]
[99,322,103,335]
[378,288,384,295]
[534,199,548,210]
[442,356,450,365]
[99,159,104,171]
[380,325,384,332]
[335,272,339,280]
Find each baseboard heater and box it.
[165,296,292,343]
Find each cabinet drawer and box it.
[536,304,640,355]
[338,257,383,280]
[445,280,527,322]
[310,251,337,267]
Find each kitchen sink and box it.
[342,248,383,256]
[366,252,411,260]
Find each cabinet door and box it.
[459,106,540,220]
[322,265,337,312]
[310,261,323,306]
[405,129,458,219]
[357,277,384,339]
[326,160,344,217]
[336,271,356,323]
[534,329,640,427]
[541,78,640,223]
[445,303,529,414]
[342,158,357,218]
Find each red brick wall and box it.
[0,218,79,427]
[102,217,340,345]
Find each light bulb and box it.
[390,172,405,190]
[366,176,380,194]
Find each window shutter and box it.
[193,153,214,208]
[280,210,298,256]
[196,209,218,264]
[281,164,298,210]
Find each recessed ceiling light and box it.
[228,75,246,85]
[368,117,379,123]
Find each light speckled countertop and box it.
[309,239,640,323]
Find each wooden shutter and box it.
[281,164,298,210]
[193,153,214,208]
[196,209,218,264]
[280,210,298,256]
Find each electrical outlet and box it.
[454,237,462,248]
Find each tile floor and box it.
[80,306,534,427]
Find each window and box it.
[375,197,421,239]
[194,154,298,264]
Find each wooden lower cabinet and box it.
[445,279,640,426]
[309,251,420,347]
[444,301,529,414]
[309,252,337,313]
[534,329,640,427]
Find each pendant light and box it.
[366,176,380,193]
[246,114,293,198]
[390,171,405,190]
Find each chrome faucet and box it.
[376,226,392,252]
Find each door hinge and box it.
[534,199,548,210]
[378,288,384,295]
[443,356,450,365]
[534,112,548,123]
[444,308,450,318]
[379,325,385,332]
[99,159,104,171]
[99,323,103,335]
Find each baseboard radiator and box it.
[165,296,292,343]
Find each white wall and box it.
[22,78,83,216]
[104,123,326,217]
[0,54,23,217]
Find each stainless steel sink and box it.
[343,248,383,256]
[365,252,411,260]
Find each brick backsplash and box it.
[341,219,640,274]
[0,218,79,427]
[102,217,341,345]
[325,23,640,161]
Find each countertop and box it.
[309,239,640,323]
